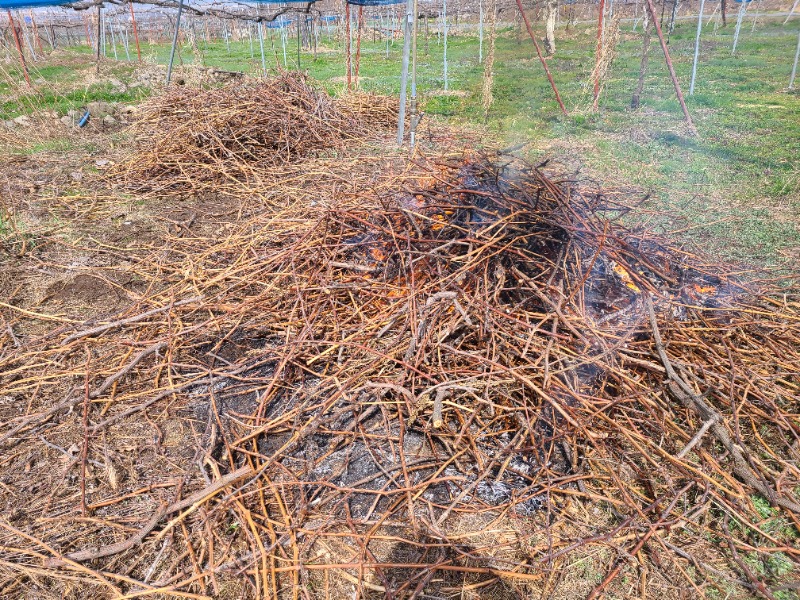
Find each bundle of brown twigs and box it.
[1,146,799,599]
[109,72,397,196]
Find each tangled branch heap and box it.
[110,72,399,195]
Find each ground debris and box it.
[0,92,798,600]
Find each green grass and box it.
[2,16,798,265]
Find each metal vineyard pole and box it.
[789,29,800,89]
[165,0,186,84]
[690,0,706,94]
[397,0,413,144]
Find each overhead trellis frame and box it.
[162,0,317,84]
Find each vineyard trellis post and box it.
[165,0,186,84]
[690,0,706,94]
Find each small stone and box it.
[13,115,31,126]
[86,101,115,119]
[70,171,83,182]
[60,115,73,126]
[103,115,117,125]
[67,109,80,118]
[95,159,111,167]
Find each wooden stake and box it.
[643,0,697,134]
[513,0,568,116]
[593,0,606,110]
[129,2,142,62]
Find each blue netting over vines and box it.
[264,17,292,27]
[0,0,71,9]
[346,0,404,6]
[250,0,315,4]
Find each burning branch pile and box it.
[0,131,798,596]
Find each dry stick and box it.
[513,0,568,116]
[677,417,716,458]
[61,297,202,345]
[46,466,253,565]
[642,0,697,134]
[80,351,91,517]
[90,342,168,399]
[644,295,800,514]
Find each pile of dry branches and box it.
[0,112,798,597]
[109,72,397,196]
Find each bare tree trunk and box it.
[544,0,558,55]
[631,18,652,108]
[721,0,728,26]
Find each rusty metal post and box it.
[643,0,697,134]
[345,2,352,89]
[513,0,568,116]
[7,10,32,87]
[129,2,142,62]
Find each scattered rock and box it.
[60,115,73,127]
[103,115,118,126]
[13,115,31,127]
[86,101,115,119]
[95,159,111,168]
[70,171,83,182]
[120,105,138,116]
[2,120,15,130]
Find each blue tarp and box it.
[346,0,403,6]
[0,0,71,9]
